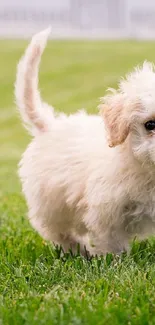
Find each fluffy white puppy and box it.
[15,28,155,256]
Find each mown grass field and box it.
[1,39,155,324]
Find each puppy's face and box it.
[100,62,155,165]
[130,106,155,165]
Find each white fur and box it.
[15,28,155,255]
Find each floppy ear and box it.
[100,95,130,147]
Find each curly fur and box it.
[15,28,155,255]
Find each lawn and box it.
[1,39,155,324]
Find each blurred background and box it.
[0,0,155,39]
[1,0,155,195]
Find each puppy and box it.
[15,28,155,256]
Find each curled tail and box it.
[15,27,54,135]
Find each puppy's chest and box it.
[123,185,155,235]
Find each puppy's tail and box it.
[15,27,54,135]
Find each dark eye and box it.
[144,120,155,131]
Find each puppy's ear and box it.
[100,95,130,147]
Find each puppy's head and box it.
[100,61,155,164]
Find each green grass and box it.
[1,39,155,324]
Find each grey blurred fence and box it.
[0,0,155,39]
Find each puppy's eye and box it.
[144,120,155,131]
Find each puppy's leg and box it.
[52,232,90,256]
[87,227,129,256]
[30,211,89,256]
